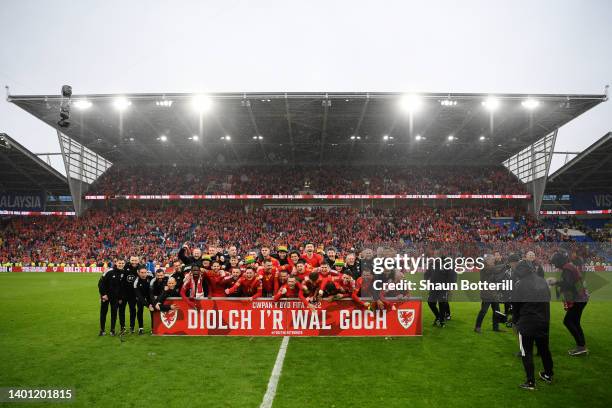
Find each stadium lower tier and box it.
[1,206,607,267]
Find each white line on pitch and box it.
[260,336,290,408]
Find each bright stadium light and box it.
[479,135,486,141]
[221,135,231,141]
[482,97,500,111]
[156,100,173,107]
[415,135,423,141]
[383,134,393,141]
[159,135,168,142]
[521,98,540,110]
[192,95,213,113]
[399,94,423,113]
[191,135,199,141]
[440,99,457,106]
[74,100,92,110]
[113,97,131,111]
[447,135,455,141]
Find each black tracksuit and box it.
[171,270,185,292]
[513,265,553,383]
[120,263,140,330]
[157,288,180,312]
[475,264,504,330]
[98,267,124,332]
[149,277,167,329]
[344,261,362,280]
[134,275,153,330]
[425,261,451,322]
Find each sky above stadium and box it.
[0,0,610,175]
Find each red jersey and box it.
[203,270,227,297]
[334,276,356,298]
[227,275,262,299]
[301,252,323,268]
[257,266,279,297]
[273,282,308,305]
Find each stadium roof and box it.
[8,91,606,166]
[0,133,70,196]
[546,132,612,193]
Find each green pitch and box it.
[1,273,611,408]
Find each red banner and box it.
[540,209,612,215]
[0,266,104,273]
[85,194,530,200]
[153,298,422,336]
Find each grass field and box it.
[1,273,611,408]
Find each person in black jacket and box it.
[134,266,154,335]
[120,255,141,334]
[525,251,545,278]
[149,269,167,330]
[155,277,180,312]
[474,254,504,332]
[512,260,553,390]
[178,243,209,295]
[98,259,125,336]
[344,253,362,279]
[550,251,589,356]
[425,253,450,327]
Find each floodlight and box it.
[192,95,212,113]
[479,135,486,141]
[399,94,422,113]
[74,100,92,110]
[192,135,199,141]
[160,135,168,142]
[447,135,455,141]
[415,135,423,141]
[113,97,131,111]
[521,99,540,109]
[482,97,500,111]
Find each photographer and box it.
[550,251,589,356]
[513,260,554,390]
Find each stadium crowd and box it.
[87,165,527,195]
[1,206,578,268]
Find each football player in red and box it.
[259,245,280,268]
[203,260,227,297]
[293,259,309,280]
[223,267,242,297]
[301,242,323,268]
[334,273,356,299]
[273,276,308,306]
[225,267,262,299]
[352,269,386,310]
[180,265,205,309]
[258,259,279,297]
[275,269,289,294]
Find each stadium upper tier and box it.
[1,206,602,267]
[86,165,526,196]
